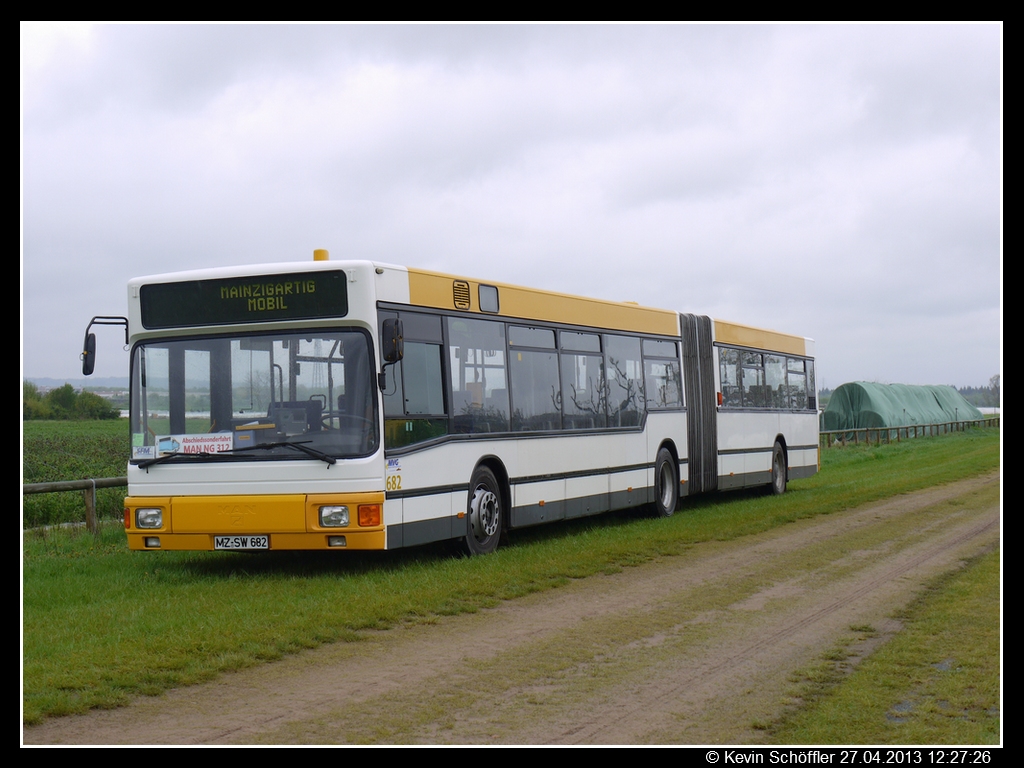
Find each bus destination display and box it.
[140,271,348,329]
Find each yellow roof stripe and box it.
[408,268,679,337]
[714,319,807,356]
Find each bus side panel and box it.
[400,492,459,547]
[564,473,610,518]
[384,417,688,543]
[384,440,508,547]
[603,429,649,512]
[717,411,779,490]
[512,477,567,527]
[716,410,818,489]
[646,411,688,498]
[384,497,404,549]
[779,411,819,480]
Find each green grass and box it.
[771,547,1000,744]
[22,426,999,726]
[22,420,130,527]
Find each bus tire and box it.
[770,441,787,496]
[465,466,502,555]
[653,447,679,517]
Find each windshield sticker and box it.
[155,433,234,456]
[132,445,156,460]
[386,457,402,492]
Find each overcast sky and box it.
[21,23,1001,389]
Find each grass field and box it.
[22,425,1000,733]
[22,420,129,527]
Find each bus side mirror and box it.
[382,318,404,364]
[81,332,97,376]
[378,318,404,391]
[80,316,129,376]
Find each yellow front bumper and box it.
[124,492,386,551]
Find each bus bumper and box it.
[124,492,387,551]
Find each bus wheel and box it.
[654,448,679,517]
[466,466,502,555]
[770,442,787,495]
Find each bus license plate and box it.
[214,535,269,550]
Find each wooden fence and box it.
[819,416,999,449]
[22,476,127,535]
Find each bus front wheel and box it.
[653,447,679,517]
[770,442,787,496]
[465,466,502,555]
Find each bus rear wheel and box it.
[653,447,679,517]
[770,442,787,496]
[465,466,502,555]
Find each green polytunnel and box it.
[822,382,983,431]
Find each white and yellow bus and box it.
[82,250,817,554]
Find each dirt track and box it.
[24,473,1000,745]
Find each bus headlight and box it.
[319,505,350,527]
[136,508,163,529]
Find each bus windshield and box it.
[129,328,378,463]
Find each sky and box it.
[21,23,1001,389]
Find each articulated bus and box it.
[82,250,817,554]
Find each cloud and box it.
[22,24,1001,387]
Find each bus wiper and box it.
[138,451,218,469]
[137,441,336,469]
[232,440,337,466]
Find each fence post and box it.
[83,479,97,536]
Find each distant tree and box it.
[74,391,120,420]
[22,382,119,420]
[958,378,1001,408]
[45,384,78,419]
[22,381,51,419]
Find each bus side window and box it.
[766,355,787,409]
[787,357,808,410]
[605,335,643,426]
[644,359,682,409]
[448,317,510,434]
[382,311,448,449]
[719,348,741,408]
